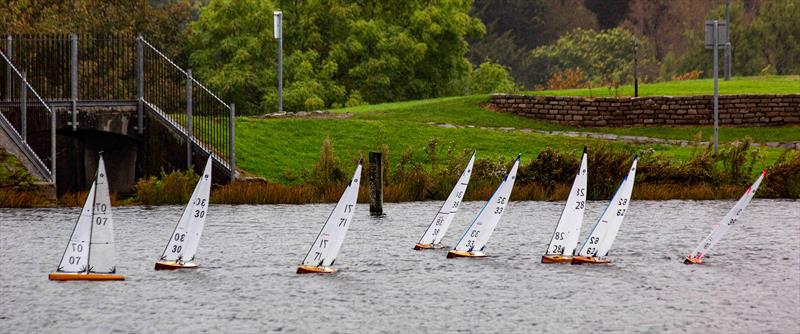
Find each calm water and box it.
[1,200,798,333]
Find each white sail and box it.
[576,156,638,258]
[88,156,117,273]
[56,182,96,273]
[417,152,476,245]
[301,162,362,267]
[453,155,520,252]
[160,157,213,262]
[688,170,765,260]
[544,149,588,256]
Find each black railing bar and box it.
[0,50,54,115]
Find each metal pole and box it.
[5,36,11,101]
[70,33,78,130]
[20,71,26,141]
[633,39,639,97]
[186,69,193,170]
[136,35,144,134]
[229,103,236,180]
[51,103,56,187]
[713,20,719,155]
[724,0,731,81]
[277,35,283,113]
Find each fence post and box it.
[229,103,236,180]
[20,71,26,141]
[369,152,384,217]
[136,34,144,134]
[5,35,11,101]
[186,69,193,170]
[70,33,78,131]
[51,104,56,187]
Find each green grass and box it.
[526,75,800,97]
[235,76,797,182]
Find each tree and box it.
[525,28,638,87]
[188,0,484,114]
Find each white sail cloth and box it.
[417,152,475,246]
[453,156,520,252]
[301,162,362,267]
[160,157,213,262]
[545,150,588,256]
[56,155,118,273]
[688,170,765,260]
[576,156,638,258]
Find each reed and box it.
[0,189,51,207]
[135,170,199,205]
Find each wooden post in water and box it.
[369,152,384,216]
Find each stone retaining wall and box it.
[488,94,799,127]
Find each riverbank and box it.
[3,138,797,208]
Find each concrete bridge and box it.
[0,34,237,195]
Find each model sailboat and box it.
[542,148,588,263]
[572,156,638,265]
[297,160,362,274]
[684,170,766,264]
[447,155,520,258]
[49,155,125,281]
[415,152,476,250]
[155,157,213,270]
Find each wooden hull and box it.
[296,265,337,274]
[414,243,447,250]
[49,272,126,281]
[154,260,199,270]
[446,250,487,258]
[541,255,573,263]
[570,256,610,264]
[683,256,703,265]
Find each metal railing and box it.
[0,49,56,184]
[139,36,235,177]
[0,34,236,180]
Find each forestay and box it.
[160,157,213,262]
[453,155,520,252]
[417,152,476,246]
[688,170,765,260]
[56,182,96,273]
[544,149,588,256]
[301,162,362,267]
[88,157,117,273]
[576,156,638,258]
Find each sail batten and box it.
[417,153,476,246]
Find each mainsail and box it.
[160,157,213,263]
[544,148,588,256]
[576,156,638,258]
[55,155,118,274]
[416,152,476,247]
[452,155,520,253]
[687,170,766,260]
[300,161,362,268]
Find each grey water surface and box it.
[1,200,798,333]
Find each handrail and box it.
[0,50,55,116]
[139,37,230,107]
